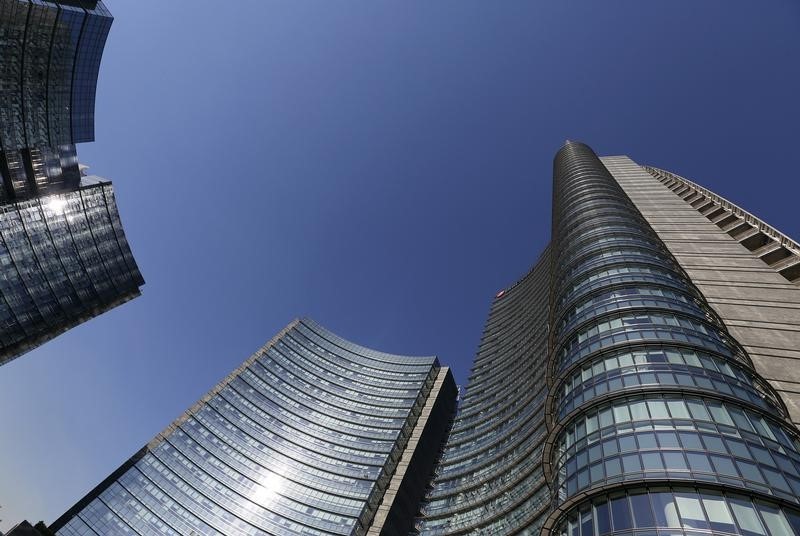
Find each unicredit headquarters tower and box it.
[416,142,800,536]
[52,143,800,535]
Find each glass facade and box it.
[0,1,144,364]
[0,179,144,366]
[0,0,112,151]
[44,141,800,534]
[51,319,456,536]
[414,141,800,535]
[414,251,553,535]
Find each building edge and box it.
[48,319,302,532]
[367,367,457,536]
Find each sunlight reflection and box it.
[252,470,284,507]
[45,197,67,213]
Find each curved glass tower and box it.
[541,142,800,535]
[50,318,457,536]
[0,0,112,152]
[416,142,800,536]
[0,1,144,366]
[0,178,143,366]
[414,251,553,534]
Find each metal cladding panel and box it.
[51,319,443,536]
[0,181,143,366]
[602,157,800,428]
[370,368,457,536]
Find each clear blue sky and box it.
[1,0,799,529]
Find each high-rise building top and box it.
[0,0,143,365]
[0,0,112,151]
[50,319,457,536]
[415,142,800,535]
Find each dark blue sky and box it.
[1,0,799,529]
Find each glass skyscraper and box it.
[48,142,800,535]
[0,0,143,366]
[50,319,457,536]
[0,0,112,152]
[415,142,800,535]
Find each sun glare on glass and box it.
[252,471,283,506]
[45,198,67,213]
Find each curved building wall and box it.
[0,0,112,151]
[0,179,144,366]
[602,156,800,426]
[416,250,553,535]
[51,318,454,536]
[541,142,800,535]
[417,141,800,536]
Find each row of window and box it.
[555,345,779,419]
[557,311,740,374]
[557,264,689,315]
[557,285,704,339]
[555,487,800,536]
[554,396,800,503]
[558,395,799,457]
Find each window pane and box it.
[711,455,739,476]
[610,495,632,530]
[667,400,690,419]
[651,491,680,527]
[594,500,611,535]
[687,400,710,421]
[701,493,736,533]
[663,451,688,471]
[647,400,670,419]
[687,452,712,472]
[679,432,702,449]
[581,507,595,536]
[675,492,709,529]
[622,454,641,472]
[641,452,663,470]
[630,493,655,527]
[785,510,800,534]
[756,502,793,536]
[730,498,767,536]
[629,401,649,420]
[613,404,631,423]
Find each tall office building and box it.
[415,142,800,535]
[0,0,143,366]
[50,319,457,536]
[48,142,800,535]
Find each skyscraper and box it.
[48,142,800,535]
[50,319,457,536]
[415,142,800,535]
[0,0,143,366]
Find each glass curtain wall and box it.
[541,142,800,536]
[415,251,554,535]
